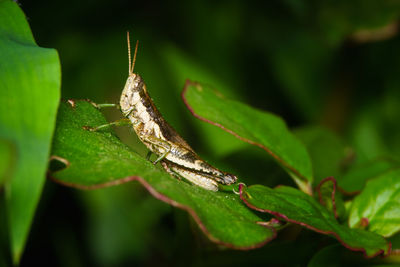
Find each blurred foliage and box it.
[1,0,400,265]
[0,0,60,264]
[183,81,313,192]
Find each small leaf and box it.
[50,100,276,249]
[182,80,313,193]
[349,169,400,237]
[240,184,390,257]
[0,0,61,263]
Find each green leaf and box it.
[0,138,16,187]
[240,184,390,257]
[349,169,400,237]
[182,80,313,193]
[294,126,347,185]
[50,100,276,249]
[339,158,399,194]
[0,0,61,263]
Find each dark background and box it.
[15,0,400,266]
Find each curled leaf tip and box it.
[49,155,70,172]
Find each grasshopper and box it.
[89,32,237,191]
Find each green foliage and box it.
[240,185,389,257]
[183,81,313,193]
[48,97,393,262]
[349,169,400,237]
[50,101,275,249]
[0,0,60,263]
[2,0,400,265]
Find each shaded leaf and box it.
[240,184,389,257]
[0,0,60,263]
[50,100,276,249]
[307,244,346,267]
[349,169,400,237]
[0,138,15,187]
[182,80,313,193]
[306,244,388,267]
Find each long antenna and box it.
[127,31,139,75]
[131,40,139,74]
[127,31,131,75]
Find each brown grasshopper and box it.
[88,32,237,191]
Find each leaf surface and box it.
[240,184,390,257]
[50,100,276,249]
[349,169,400,237]
[182,81,313,193]
[0,0,61,262]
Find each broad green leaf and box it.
[349,169,400,237]
[240,184,390,257]
[0,138,15,187]
[182,81,313,193]
[0,0,61,263]
[294,126,347,185]
[50,100,275,249]
[339,158,399,194]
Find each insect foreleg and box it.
[90,102,121,110]
[84,118,131,132]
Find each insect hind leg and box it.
[161,161,181,180]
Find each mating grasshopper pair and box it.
[87,32,237,191]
